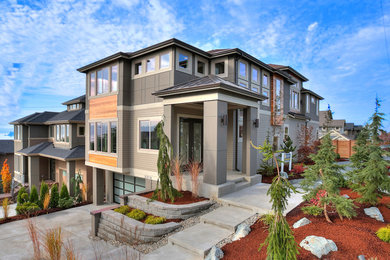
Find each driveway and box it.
[0,204,140,260]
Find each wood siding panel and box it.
[332,140,356,158]
[89,153,117,167]
[89,95,117,119]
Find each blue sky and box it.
[1,0,390,139]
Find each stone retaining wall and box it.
[125,194,214,219]
[91,206,181,243]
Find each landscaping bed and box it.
[140,190,208,205]
[112,205,181,224]
[261,172,304,184]
[222,188,390,259]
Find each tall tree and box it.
[370,97,385,144]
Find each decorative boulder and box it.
[342,194,350,199]
[300,235,337,258]
[281,171,289,178]
[205,246,224,260]
[232,223,251,241]
[364,207,384,222]
[358,255,366,260]
[293,217,311,229]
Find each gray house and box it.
[77,39,323,205]
[0,140,14,174]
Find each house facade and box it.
[0,140,14,174]
[319,110,362,140]
[10,96,92,200]
[77,39,323,204]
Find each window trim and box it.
[290,90,300,111]
[194,55,208,77]
[176,48,192,74]
[262,89,270,106]
[159,52,170,70]
[89,63,118,97]
[262,72,269,88]
[238,60,248,80]
[77,124,85,137]
[55,124,70,143]
[251,66,260,84]
[146,56,156,73]
[211,57,228,78]
[137,116,162,154]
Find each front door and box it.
[179,118,203,165]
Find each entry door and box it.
[179,118,203,165]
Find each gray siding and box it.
[132,71,172,105]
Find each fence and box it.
[332,140,356,159]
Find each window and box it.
[49,125,53,138]
[311,96,315,103]
[111,65,118,92]
[56,125,60,141]
[66,125,69,142]
[262,90,269,106]
[263,74,268,87]
[252,84,259,92]
[78,125,85,137]
[14,125,22,140]
[160,53,170,69]
[316,100,319,116]
[284,126,289,140]
[56,124,69,142]
[215,62,225,75]
[97,68,109,94]
[89,123,94,150]
[252,68,258,82]
[114,173,146,203]
[96,122,108,152]
[179,53,188,69]
[135,62,142,75]
[306,95,310,113]
[275,79,282,115]
[197,61,205,74]
[90,72,96,96]
[140,120,159,150]
[111,122,117,153]
[239,82,248,88]
[239,62,246,78]
[146,57,155,72]
[291,91,299,110]
[60,125,65,142]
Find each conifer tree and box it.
[301,134,356,223]
[49,184,59,208]
[369,97,385,144]
[281,135,296,154]
[29,185,39,205]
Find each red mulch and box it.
[140,190,208,205]
[222,189,390,260]
[0,201,91,225]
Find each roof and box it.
[62,95,85,105]
[268,64,309,82]
[10,111,59,125]
[301,88,324,100]
[344,123,363,131]
[45,109,85,124]
[319,111,346,127]
[287,111,309,121]
[153,75,267,101]
[319,130,351,141]
[17,142,85,161]
[207,49,234,55]
[0,140,14,154]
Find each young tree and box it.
[280,135,296,154]
[72,171,83,204]
[1,159,12,193]
[29,185,39,205]
[39,181,49,208]
[347,126,370,185]
[252,141,299,259]
[369,97,385,144]
[296,124,315,163]
[301,134,356,223]
[151,120,181,202]
[49,184,59,208]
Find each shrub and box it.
[187,160,201,198]
[39,182,49,207]
[336,153,341,160]
[172,157,183,192]
[114,205,131,215]
[302,205,323,216]
[43,193,51,210]
[144,215,166,225]
[291,164,305,175]
[30,185,39,205]
[58,198,73,209]
[1,159,11,193]
[16,202,40,215]
[17,186,28,205]
[126,209,146,221]
[376,225,390,243]
[2,198,9,219]
[260,163,275,176]
[49,184,59,208]
[260,213,275,226]
[59,184,70,200]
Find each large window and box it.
[215,62,225,75]
[56,124,69,143]
[291,91,299,110]
[316,100,319,116]
[179,53,188,69]
[90,121,116,153]
[275,79,281,115]
[146,57,155,72]
[90,72,96,96]
[262,90,269,106]
[160,53,170,69]
[111,65,118,92]
[239,62,246,78]
[140,120,159,150]
[14,125,22,140]
[89,123,94,150]
[263,74,268,87]
[96,122,108,152]
[135,62,142,75]
[92,65,117,96]
[97,68,109,94]
[252,68,258,82]
[197,61,205,74]
[111,122,117,153]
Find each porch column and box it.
[203,100,228,185]
[66,161,75,196]
[93,167,105,205]
[163,104,176,155]
[242,107,258,177]
[105,170,113,203]
[28,156,40,189]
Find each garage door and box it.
[113,173,146,203]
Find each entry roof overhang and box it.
[153,75,267,108]
[17,142,85,161]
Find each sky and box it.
[1,0,390,139]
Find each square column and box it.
[28,156,40,189]
[242,107,258,177]
[66,161,75,196]
[93,167,105,205]
[163,104,176,155]
[203,100,228,185]
[105,170,113,203]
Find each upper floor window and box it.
[97,67,109,95]
[252,68,259,82]
[111,65,118,92]
[90,121,117,153]
[239,62,246,78]
[146,57,155,72]
[56,124,69,143]
[215,62,225,75]
[316,100,319,116]
[14,125,22,140]
[96,122,108,152]
[291,91,299,110]
[78,125,85,137]
[140,120,159,150]
[306,95,310,113]
[275,79,282,115]
[135,62,142,75]
[262,90,269,106]
[110,122,117,153]
[49,125,54,138]
[311,96,315,103]
[90,72,96,96]
[179,53,188,69]
[263,74,268,87]
[197,61,205,74]
[90,65,118,96]
[160,53,170,69]
[89,123,94,150]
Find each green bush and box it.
[126,209,146,221]
[336,153,341,160]
[376,225,390,243]
[49,184,59,208]
[260,213,275,226]
[59,183,70,200]
[58,197,73,209]
[302,205,324,216]
[114,205,131,215]
[29,185,39,205]
[144,215,166,225]
[39,181,49,207]
[17,187,28,205]
[16,202,40,215]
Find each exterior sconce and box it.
[253,119,259,128]
[220,114,228,126]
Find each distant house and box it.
[319,110,362,140]
[0,140,14,173]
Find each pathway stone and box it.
[364,207,384,222]
[200,206,253,232]
[293,217,311,229]
[205,246,224,260]
[300,235,337,258]
[232,223,251,241]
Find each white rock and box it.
[342,194,350,199]
[232,223,251,241]
[281,171,289,178]
[300,235,337,258]
[293,217,311,229]
[205,246,224,260]
[364,207,384,222]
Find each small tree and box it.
[39,181,49,208]
[301,134,356,223]
[280,135,296,154]
[252,141,299,259]
[1,159,12,193]
[59,183,73,208]
[151,120,181,202]
[17,186,28,206]
[59,183,70,200]
[72,171,83,204]
[369,97,385,144]
[296,124,315,163]
[49,184,59,208]
[29,185,39,205]
[258,137,275,176]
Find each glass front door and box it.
[179,118,203,165]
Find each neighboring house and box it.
[319,110,362,140]
[77,38,324,204]
[0,140,14,174]
[10,96,92,200]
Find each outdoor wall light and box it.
[220,114,228,126]
[253,118,259,128]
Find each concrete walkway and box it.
[0,204,140,260]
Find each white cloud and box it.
[307,22,318,32]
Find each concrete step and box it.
[200,206,254,232]
[143,244,201,260]
[229,177,246,184]
[235,181,250,191]
[168,223,232,257]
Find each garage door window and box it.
[113,173,146,203]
